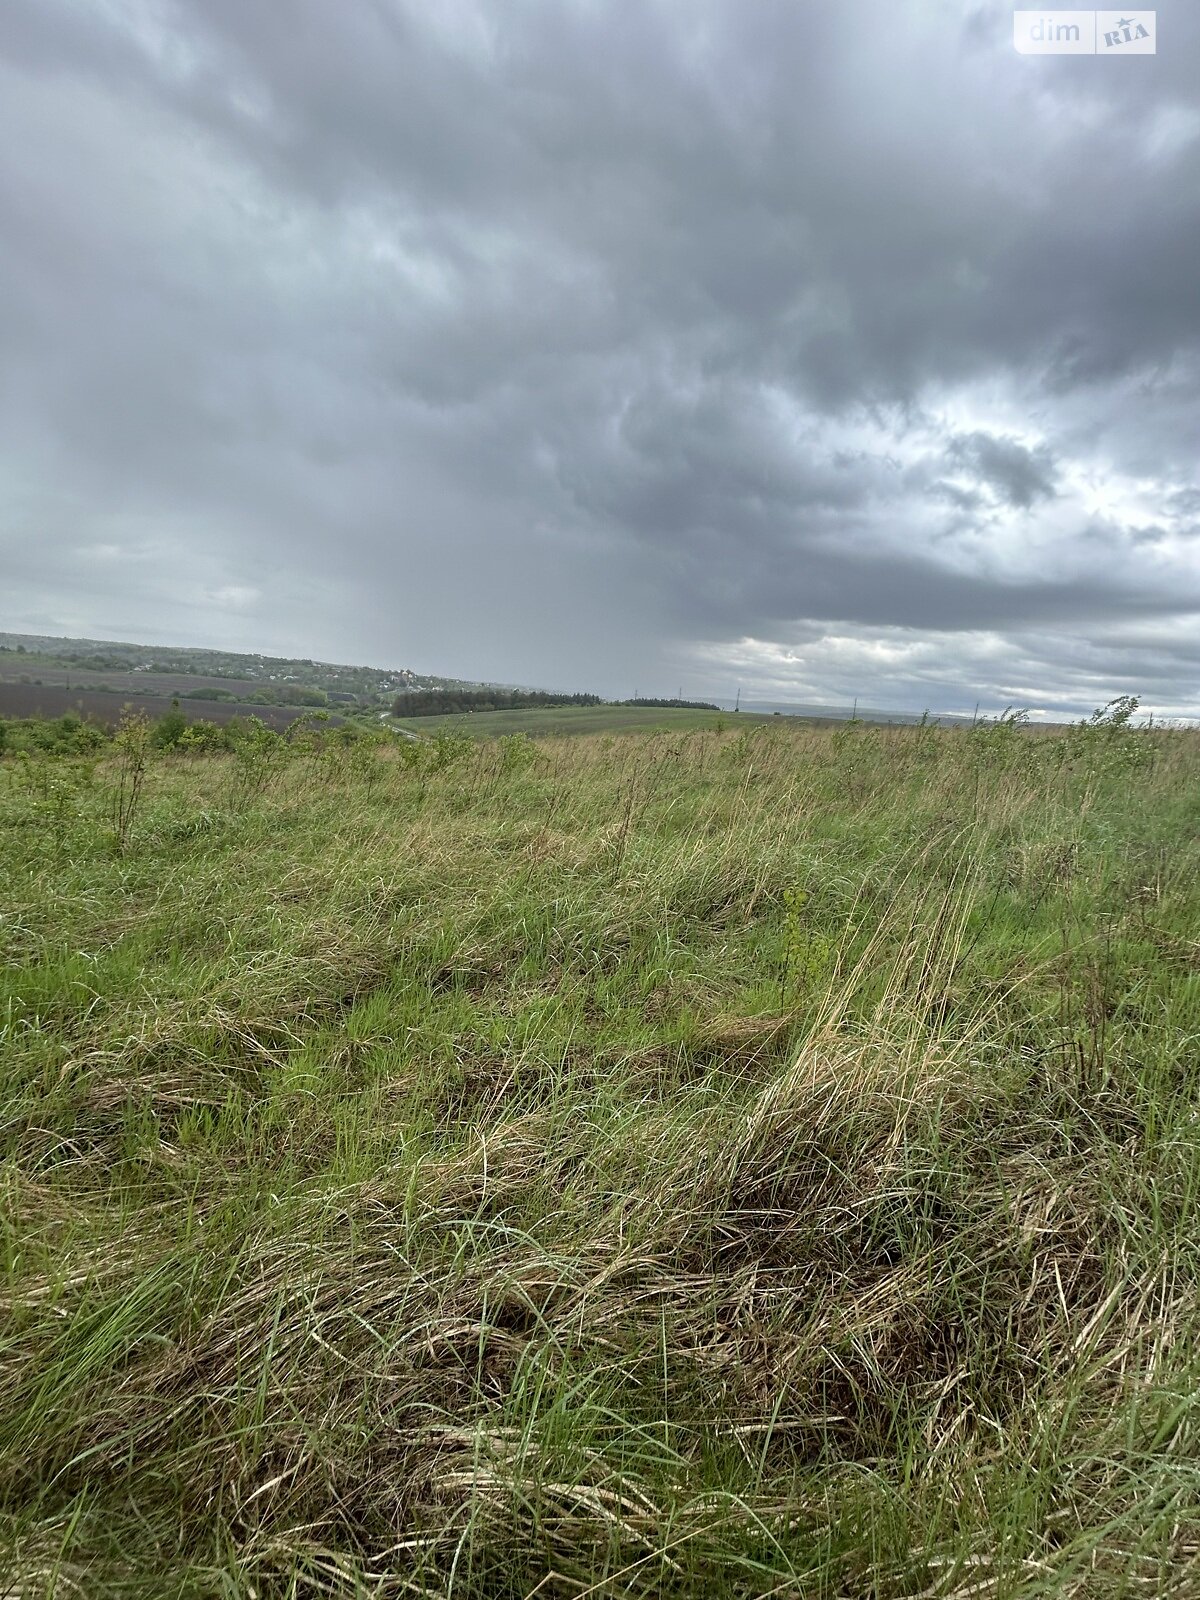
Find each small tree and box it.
[151,700,188,750]
[1083,695,1139,730]
[1070,695,1151,776]
[226,716,287,810]
[111,709,152,854]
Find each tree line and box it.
[391,689,602,717]
[624,697,719,711]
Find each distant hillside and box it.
[0,630,506,721]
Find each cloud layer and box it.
[2,0,1198,715]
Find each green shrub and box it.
[177,719,229,753]
[151,702,188,750]
[226,716,287,809]
[497,732,539,775]
[429,730,472,772]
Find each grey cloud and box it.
[944,433,1059,509]
[0,0,1198,713]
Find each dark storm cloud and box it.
[943,433,1059,509]
[0,0,1198,714]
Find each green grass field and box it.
[390,704,787,737]
[3,717,1200,1597]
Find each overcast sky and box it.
[2,1,1198,716]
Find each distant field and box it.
[392,703,796,737]
[0,667,270,697]
[0,683,343,730]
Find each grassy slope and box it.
[391,705,786,737]
[2,722,1200,1597]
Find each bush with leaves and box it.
[428,730,473,773]
[226,716,287,810]
[0,712,106,757]
[151,701,188,750]
[968,706,1033,768]
[497,732,539,776]
[393,734,426,772]
[284,709,331,754]
[1067,695,1154,777]
[177,719,229,754]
